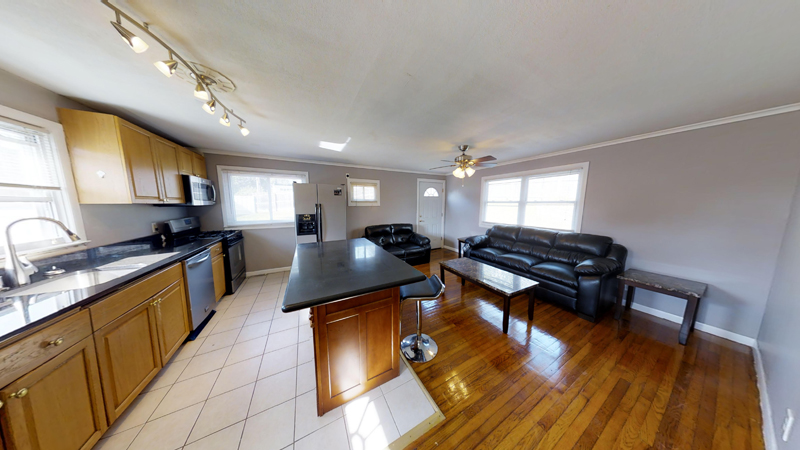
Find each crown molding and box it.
[494,102,800,168]
[200,149,443,176]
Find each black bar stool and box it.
[399,275,445,363]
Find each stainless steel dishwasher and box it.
[184,249,216,334]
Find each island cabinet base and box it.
[312,287,401,416]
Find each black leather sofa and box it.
[464,225,627,322]
[364,224,431,265]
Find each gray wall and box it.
[0,68,191,248]
[197,153,444,272]
[758,175,800,450]
[445,111,800,339]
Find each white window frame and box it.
[347,178,380,207]
[217,165,308,230]
[0,104,87,262]
[478,162,589,232]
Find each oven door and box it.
[227,238,246,292]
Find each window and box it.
[218,166,308,228]
[347,178,380,206]
[0,106,85,259]
[423,187,439,197]
[479,162,589,232]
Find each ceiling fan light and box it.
[239,123,250,136]
[193,82,210,100]
[202,99,216,114]
[154,59,178,77]
[465,167,475,177]
[110,20,149,53]
[453,167,466,178]
[219,111,231,127]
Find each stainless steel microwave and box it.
[181,175,216,206]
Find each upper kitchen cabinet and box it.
[177,146,207,178]
[57,108,203,204]
[192,152,208,178]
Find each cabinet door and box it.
[152,139,185,203]
[192,153,207,178]
[154,280,191,365]
[1,336,106,450]
[177,147,194,176]
[212,255,226,302]
[118,123,162,203]
[313,287,400,415]
[94,300,161,424]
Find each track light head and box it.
[110,20,149,53]
[219,111,230,127]
[193,82,210,101]
[202,99,216,115]
[239,122,250,136]
[154,59,178,77]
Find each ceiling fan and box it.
[429,145,497,178]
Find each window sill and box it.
[0,240,91,263]
[224,223,295,231]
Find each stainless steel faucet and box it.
[2,218,82,289]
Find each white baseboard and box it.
[753,344,778,450]
[629,303,756,347]
[246,267,290,277]
[443,245,458,253]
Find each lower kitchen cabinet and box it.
[94,298,161,424]
[154,280,190,365]
[212,254,226,302]
[0,336,106,450]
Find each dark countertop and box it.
[282,238,427,313]
[0,235,222,342]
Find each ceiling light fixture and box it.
[465,166,475,177]
[102,0,249,137]
[154,53,178,77]
[319,137,351,152]
[110,13,149,53]
[202,99,216,114]
[452,167,466,178]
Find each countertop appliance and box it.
[293,183,347,244]
[181,175,216,206]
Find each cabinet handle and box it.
[47,337,64,347]
[0,399,4,409]
[151,298,161,306]
[9,388,28,399]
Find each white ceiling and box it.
[2,1,800,172]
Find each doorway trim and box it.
[416,178,446,249]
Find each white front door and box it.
[417,179,445,249]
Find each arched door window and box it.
[423,187,439,197]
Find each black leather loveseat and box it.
[365,224,431,265]
[464,225,627,322]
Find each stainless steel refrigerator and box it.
[293,183,347,244]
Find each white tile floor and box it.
[96,272,437,450]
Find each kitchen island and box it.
[282,238,426,416]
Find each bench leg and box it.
[440,267,445,283]
[614,282,626,320]
[528,290,535,321]
[625,286,635,310]
[502,295,510,334]
[679,296,699,345]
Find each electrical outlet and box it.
[151,222,160,234]
[783,408,795,442]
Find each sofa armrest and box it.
[574,257,623,276]
[366,236,385,247]
[410,233,430,247]
[464,235,488,249]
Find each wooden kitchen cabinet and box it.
[93,297,161,424]
[58,108,203,204]
[154,280,191,365]
[211,243,225,301]
[0,336,106,450]
[192,153,207,178]
[312,287,400,415]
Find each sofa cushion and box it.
[553,233,612,257]
[495,253,541,272]
[382,245,406,257]
[365,225,395,245]
[529,262,578,289]
[392,224,415,244]
[486,225,520,252]
[470,247,508,262]
[397,243,426,257]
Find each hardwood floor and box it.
[402,249,764,450]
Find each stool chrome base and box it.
[400,333,438,363]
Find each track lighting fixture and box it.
[154,54,178,77]
[110,13,148,53]
[103,0,249,136]
[202,99,216,114]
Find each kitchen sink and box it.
[8,269,137,296]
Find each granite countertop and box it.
[0,235,223,342]
[618,268,708,298]
[282,238,427,313]
[440,258,538,296]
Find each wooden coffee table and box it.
[440,258,538,334]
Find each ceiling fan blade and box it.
[429,164,457,170]
[441,159,455,163]
[471,155,497,163]
[473,162,497,168]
